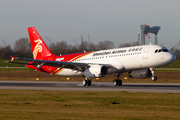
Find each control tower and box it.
[140,24,161,45]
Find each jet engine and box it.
[128,69,152,78]
[83,65,108,78]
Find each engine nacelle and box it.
[128,69,152,78]
[83,65,108,78]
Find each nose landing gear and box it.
[150,68,157,81]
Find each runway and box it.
[0,81,180,93]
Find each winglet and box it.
[10,56,15,62]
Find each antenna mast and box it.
[44,36,53,44]
[2,39,7,47]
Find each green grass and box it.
[0,68,32,71]
[0,90,180,120]
[156,70,180,72]
[164,60,180,68]
[0,59,28,67]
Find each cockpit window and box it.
[162,49,168,52]
[155,49,169,53]
[158,49,162,52]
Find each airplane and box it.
[10,27,176,86]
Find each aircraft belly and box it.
[55,69,82,76]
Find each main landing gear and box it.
[82,78,91,86]
[113,73,122,86]
[150,68,157,81]
[82,73,123,87]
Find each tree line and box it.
[0,37,179,59]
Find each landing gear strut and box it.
[113,73,122,86]
[150,68,157,81]
[82,78,91,86]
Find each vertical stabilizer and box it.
[28,27,54,59]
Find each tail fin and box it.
[28,27,55,59]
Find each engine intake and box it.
[84,65,108,78]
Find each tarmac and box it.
[0,81,180,93]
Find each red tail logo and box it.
[28,27,55,59]
[33,39,43,59]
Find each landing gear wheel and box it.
[113,79,122,86]
[152,76,157,81]
[82,79,87,86]
[113,80,118,86]
[82,79,91,86]
[155,76,157,81]
[87,80,91,86]
[150,68,157,81]
[118,79,122,86]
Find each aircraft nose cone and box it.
[167,53,176,65]
[171,53,176,62]
[163,53,176,66]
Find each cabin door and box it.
[142,47,149,59]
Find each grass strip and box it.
[0,90,180,120]
[0,68,32,71]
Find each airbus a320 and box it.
[10,27,176,86]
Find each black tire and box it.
[118,79,122,86]
[113,79,122,86]
[87,80,91,86]
[113,79,118,86]
[82,80,87,86]
[154,76,157,81]
[152,76,157,81]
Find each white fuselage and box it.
[55,45,176,77]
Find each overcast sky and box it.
[0,0,180,49]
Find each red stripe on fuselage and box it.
[52,51,94,74]
[55,52,94,62]
[27,51,94,75]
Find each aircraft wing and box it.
[9,57,113,72]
